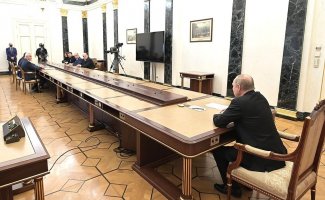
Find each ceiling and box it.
[0,0,99,6]
[62,0,98,6]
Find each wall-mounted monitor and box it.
[136,31,165,63]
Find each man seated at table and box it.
[73,53,83,66]
[21,53,45,92]
[67,52,76,64]
[212,74,287,198]
[77,53,95,69]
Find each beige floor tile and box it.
[61,179,84,192]
[200,193,221,200]
[82,158,100,167]
[152,189,168,200]
[105,183,126,197]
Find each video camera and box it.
[107,43,123,54]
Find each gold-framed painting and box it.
[126,28,137,44]
[190,18,213,42]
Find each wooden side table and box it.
[180,71,214,94]
[0,117,50,200]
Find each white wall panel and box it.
[241,0,289,106]
[67,10,83,55]
[116,0,144,77]
[173,0,233,95]
[87,7,103,59]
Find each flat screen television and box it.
[136,31,165,63]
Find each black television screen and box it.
[136,31,165,63]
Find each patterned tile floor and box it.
[0,75,324,200]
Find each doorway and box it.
[15,21,48,62]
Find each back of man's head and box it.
[234,74,255,92]
[25,53,32,61]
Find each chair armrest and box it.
[233,143,294,161]
[226,142,296,176]
[278,131,300,142]
[244,144,271,157]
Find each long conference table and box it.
[39,63,235,200]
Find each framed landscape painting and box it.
[190,18,213,42]
[126,28,137,44]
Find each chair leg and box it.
[311,185,316,200]
[227,178,232,200]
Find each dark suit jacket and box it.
[6,47,17,62]
[73,58,83,66]
[21,60,40,81]
[68,57,76,64]
[81,58,95,69]
[213,90,287,172]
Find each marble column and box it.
[102,4,108,71]
[226,0,246,97]
[277,0,308,110]
[143,0,150,80]
[82,11,89,53]
[61,9,69,57]
[112,0,119,73]
[164,0,173,85]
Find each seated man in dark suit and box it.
[17,52,27,78]
[73,53,83,66]
[77,53,95,69]
[62,52,69,63]
[21,53,44,92]
[67,52,76,64]
[212,74,287,198]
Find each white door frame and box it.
[14,19,51,62]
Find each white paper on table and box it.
[205,103,228,110]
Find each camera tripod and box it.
[109,53,126,75]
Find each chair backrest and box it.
[92,58,97,65]
[12,64,18,75]
[19,66,26,80]
[289,100,325,192]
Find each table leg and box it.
[198,80,202,93]
[56,85,66,103]
[87,104,104,132]
[181,77,184,88]
[34,177,45,200]
[0,186,13,200]
[89,104,94,127]
[180,157,193,200]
